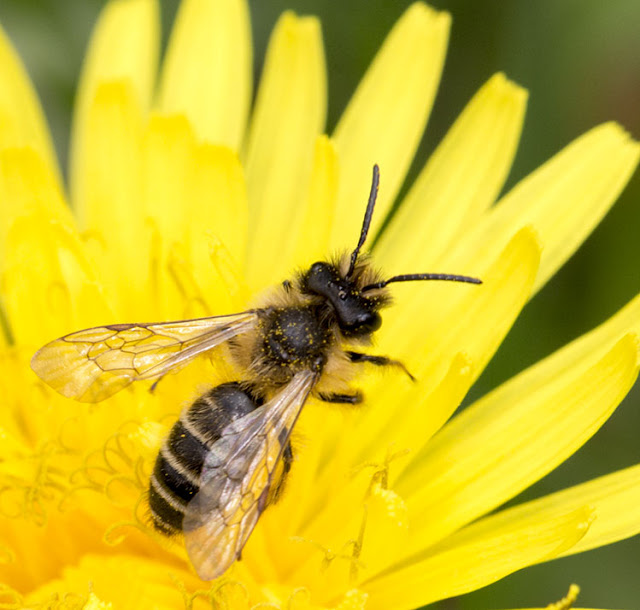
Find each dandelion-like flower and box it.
[1,1,639,609]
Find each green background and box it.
[2,1,639,607]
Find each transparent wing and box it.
[30,312,257,402]
[183,371,318,580]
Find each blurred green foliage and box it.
[1,0,639,607]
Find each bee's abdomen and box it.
[148,382,263,535]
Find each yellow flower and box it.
[1,1,639,609]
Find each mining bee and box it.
[31,165,481,580]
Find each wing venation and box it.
[183,371,317,580]
[31,312,257,402]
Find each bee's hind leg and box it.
[149,375,166,394]
[346,351,415,382]
[318,391,363,405]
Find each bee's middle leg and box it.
[318,391,363,405]
[346,351,415,381]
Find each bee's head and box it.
[302,164,482,338]
[302,261,383,337]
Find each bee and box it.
[31,165,481,580]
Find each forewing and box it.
[183,371,317,580]
[30,312,257,402]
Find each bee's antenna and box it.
[361,273,482,292]
[346,164,380,279]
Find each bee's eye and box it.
[302,261,381,337]
[304,262,334,295]
[343,311,381,336]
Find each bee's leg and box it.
[346,351,415,382]
[282,279,293,292]
[269,442,293,504]
[318,391,363,405]
[149,375,167,394]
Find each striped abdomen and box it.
[148,382,292,535]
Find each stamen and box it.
[338,589,369,610]
[346,445,412,581]
[103,519,147,547]
[104,491,164,548]
[103,428,134,471]
[56,416,84,454]
[64,422,154,541]
[285,588,311,609]
[104,475,145,507]
[546,584,580,610]
[290,537,366,575]
[369,486,408,530]
[0,590,88,610]
[70,421,152,495]
[0,442,70,525]
[84,593,109,609]
[56,592,88,609]
[177,578,249,610]
[171,577,191,610]
[348,508,368,583]
[351,445,411,492]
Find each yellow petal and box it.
[376,73,527,270]
[71,81,147,318]
[25,554,200,610]
[0,147,74,254]
[2,216,111,346]
[188,143,249,269]
[158,0,252,150]
[0,491,124,593]
[243,12,326,289]
[143,115,193,244]
[329,3,450,248]
[184,143,249,314]
[492,463,640,559]
[411,286,640,560]
[444,122,639,294]
[348,230,538,481]
[140,114,249,319]
[397,333,639,555]
[289,135,338,267]
[289,229,540,575]
[141,114,195,318]
[0,25,59,183]
[451,290,640,464]
[364,505,593,609]
[70,0,160,208]
[0,148,108,346]
[378,226,540,385]
[350,353,474,480]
